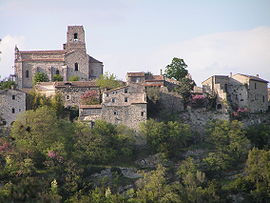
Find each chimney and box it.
[256,74,259,77]
[230,72,232,77]
[160,69,163,75]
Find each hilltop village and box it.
[1,26,270,202]
[0,25,270,129]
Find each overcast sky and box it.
[0,0,270,85]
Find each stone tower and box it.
[64,26,86,51]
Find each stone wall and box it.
[0,89,26,126]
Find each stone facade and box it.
[202,73,268,113]
[15,26,103,88]
[0,88,26,126]
[35,81,100,107]
[79,83,147,129]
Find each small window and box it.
[112,98,115,103]
[255,83,257,89]
[12,108,15,114]
[141,112,144,116]
[217,104,222,110]
[12,95,15,100]
[74,33,78,40]
[66,95,70,100]
[124,97,128,102]
[56,70,60,75]
[124,88,128,93]
[106,93,109,97]
[26,70,29,78]
[75,63,79,71]
[240,99,244,101]
[114,111,118,115]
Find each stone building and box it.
[202,73,268,113]
[79,83,147,129]
[0,88,26,126]
[15,26,103,89]
[35,81,100,107]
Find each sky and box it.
[0,0,270,85]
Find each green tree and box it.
[140,119,193,156]
[0,79,16,90]
[96,72,121,90]
[164,58,188,81]
[33,72,49,85]
[245,148,270,201]
[203,120,250,177]
[52,74,63,81]
[68,76,80,81]
[133,164,180,203]
[10,106,74,157]
[164,58,195,105]
[246,124,270,149]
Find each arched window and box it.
[56,70,60,75]
[74,33,78,40]
[217,104,222,110]
[75,63,79,71]
[26,70,29,78]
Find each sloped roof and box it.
[19,50,66,54]
[89,56,103,63]
[234,73,269,83]
[127,72,145,77]
[55,81,98,88]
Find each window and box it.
[12,108,15,114]
[141,112,144,116]
[224,84,228,92]
[112,98,115,103]
[74,33,78,40]
[75,63,79,71]
[56,70,60,75]
[26,70,29,78]
[114,111,118,115]
[217,104,222,110]
[12,95,15,100]
[66,95,70,100]
[255,83,257,89]
[124,88,128,93]
[124,97,128,102]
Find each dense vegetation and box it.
[1,99,270,202]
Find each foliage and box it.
[68,75,80,81]
[246,124,270,149]
[96,72,122,89]
[203,120,250,177]
[164,57,188,81]
[27,91,65,118]
[32,72,49,85]
[80,90,100,105]
[73,121,136,164]
[164,57,195,104]
[10,106,75,157]
[52,74,63,81]
[140,119,193,157]
[0,79,16,90]
[146,87,160,104]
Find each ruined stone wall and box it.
[159,87,184,113]
[0,89,26,126]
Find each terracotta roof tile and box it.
[127,72,145,77]
[55,81,98,88]
[19,58,64,62]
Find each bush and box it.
[33,72,49,85]
[52,74,63,81]
[68,76,80,81]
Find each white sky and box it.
[0,0,270,85]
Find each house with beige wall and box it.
[202,73,268,113]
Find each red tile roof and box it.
[19,58,64,62]
[143,83,163,87]
[127,72,145,77]
[55,81,98,88]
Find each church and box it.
[14,26,103,88]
